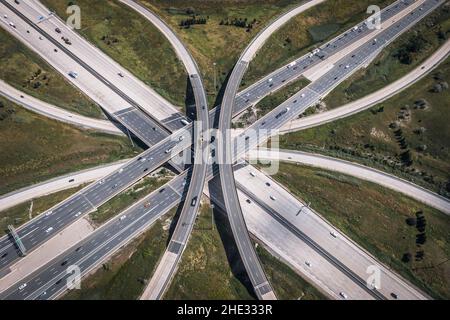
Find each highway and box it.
[0,161,129,212]
[215,0,435,301]
[0,0,361,271]
[249,148,450,215]
[0,0,442,300]
[0,79,124,135]
[280,39,450,133]
[23,0,185,125]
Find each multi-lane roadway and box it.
[0,0,443,300]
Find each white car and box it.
[250,172,256,177]
[46,227,54,233]
[75,211,82,217]
[68,71,78,79]
[330,231,337,238]
[119,215,126,221]
[45,210,53,217]
[8,21,15,28]
[301,93,305,98]
[339,292,348,299]
[270,195,276,201]
[305,261,312,267]
[179,135,184,141]
[19,283,27,291]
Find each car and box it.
[159,188,165,193]
[191,197,198,207]
[250,172,256,177]
[179,135,184,141]
[144,201,151,208]
[8,21,15,28]
[143,168,148,172]
[265,182,271,187]
[140,157,146,163]
[288,61,297,68]
[69,178,74,183]
[345,65,350,69]
[3,14,8,18]
[270,195,276,201]
[14,0,20,4]
[61,260,68,266]
[75,211,82,217]
[46,227,54,233]
[165,148,172,154]
[180,119,189,126]
[305,261,312,267]
[75,246,82,252]
[339,292,348,299]
[390,293,398,299]
[300,93,305,98]
[1,252,8,258]
[268,78,273,82]
[55,27,61,33]
[120,215,127,220]
[45,210,53,217]
[119,168,124,173]
[330,231,337,238]
[118,72,124,77]
[246,199,252,204]
[19,283,27,291]
[68,71,78,79]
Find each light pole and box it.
[296,201,311,216]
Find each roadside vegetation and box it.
[0,101,140,196]
[243,0,393,86]
[272,162,450,299]
[40,0,188,108]
[0,186,84,236]
[90,168,173,226]
[139,0,298,106]
[0,27,102,118]
[280,57,450,198]
[63,208,176,300]
[166,201,325,299]
[323,3,450,109]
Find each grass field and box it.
[166,201,325,299]
[90,170,172,225]
[0,28,102,118]
[0,186,84,236]
[280,57,450,198]
[139,0,298,106]
[323,3,450,109]
[63,209,176,300]
[0,101,140,196]
[272,162,450,299]
[40,0,188,108]
[243,0,394,86]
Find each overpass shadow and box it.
[208,173,257,300]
